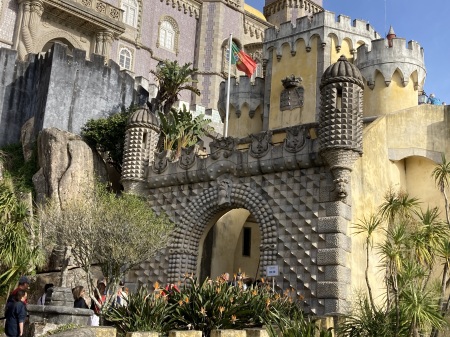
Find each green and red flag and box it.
[231,42,257,78]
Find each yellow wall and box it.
[269,37,319,129]
[363,70,418,117]
[330,37,354,63]
[233,221,261,279]
[228,104,263,138]
[350,104,450,300]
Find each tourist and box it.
[4,289,27,337]
[7,276,30,304]
[428,93,442,105]
[72,286,88,309]
[89,280,106,326]
[37,283,54,305]
[116,281,128,306]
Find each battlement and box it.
[356,38,425,88]
[265,11,380,42]
[218,76,265,120]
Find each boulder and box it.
[32,128,107,205]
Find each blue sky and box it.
[246,0,450,104]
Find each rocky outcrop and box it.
[32,128,107,205]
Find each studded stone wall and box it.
[127,162,351,315]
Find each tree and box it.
[39,183,174,313]
[432,153,450,225]
[159,106,213,159]
[81,106,135,174]
[150,60,200,115]
[0,177,44,295]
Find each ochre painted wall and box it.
[269,37,319,129]
[228,104,263,138]
[330,37,354,64]
[363,70,418,117]
[350,104,450,300]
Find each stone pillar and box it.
[95,31,104,55]
[17,0,43,59]
[102,31,114,59]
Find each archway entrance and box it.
[198,208,261,282]
[41,38,75,55]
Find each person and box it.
[72,286,88,309]
[7,276,30,304]
[89,280,106,326]
[428,93,442,105]
[4,289,27,337]
[37,283,54,305]
[116,281,128,306]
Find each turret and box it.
[218,76,265,138]
[318,55,364,199]
[356,37,426,117]
[121,106,160,194]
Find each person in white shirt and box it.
[37,283,54,305]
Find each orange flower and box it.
[218,306,225,313]
[230,297,234,303]
[154,281,160,290]
[252,289,258,296]
[266,298,271,307]
[200,307,207,316]
[184,296,190,303]
[231,315,237,324]
[178,300,183,306]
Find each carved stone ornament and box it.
[249,131,272,158]
[284,126,307,153]
[333,177,348,198]
[210,137,236,160]
[280,75,304,111]
[179,145,197,170]
[217,179,232,206]
[152,150,169,174]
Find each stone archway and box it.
[167,182,278,282]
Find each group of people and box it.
[420,92,446,105]
[3,276,130,335]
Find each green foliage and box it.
[105,277,323,337]
[81,106,135,173]
[342,190,449,337]
[105,286,175,335]
[39,182,174,313]
[159,107,213,158]
[0,178,44,296]
[0,143,38,193]
[267,309,332,337]
[151,60,200,115]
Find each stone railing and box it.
[72,0,123,22]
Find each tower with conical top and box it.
[121,106,160,195]
[318,55,364,199]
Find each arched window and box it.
[122,0,138,27]
[157,17,179,54]
[119,48,132,70]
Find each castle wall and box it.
[350,104,450,299]
[268,37,319,128]
[0,43,137,147]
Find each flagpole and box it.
[224,34,233,138]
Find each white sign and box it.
[266,265,279,276]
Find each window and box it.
[157,17,179,54]
[159,20,175,50]
[119,48,132,70]
[242,227,251,257]
[122,0,138,27]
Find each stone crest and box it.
[179,145,197,170]
[209,137,236,160]
[217,179,232,206]
[284,126,307,153]
[152,150,169,174]
[280,75,304,111]
[249,131,272,158]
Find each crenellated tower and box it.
[218,76,265,138]
[121,106,160,195]
[264,0,324,27]
[355,36,425,117]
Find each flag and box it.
[231,42,257,78]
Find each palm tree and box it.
[353,213,383,311]
[150,60,201,115]
[432,154,450,225]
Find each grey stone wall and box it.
[0,43,138,147]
